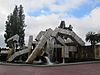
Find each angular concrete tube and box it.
[52,28,85,46]
[26,28,53,64]
[7,48,29,62]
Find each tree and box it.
[86,31,100,59]
[4,5,26,48]
[85,32,99,45]
[96,32,100,43]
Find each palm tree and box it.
[96,32,100,43]
[85,32,97,45]
[86,31,100,59]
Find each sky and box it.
[0,0,100,47]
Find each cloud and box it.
[0,0,100,47]
[0,10,7,47]
[24,13,62,45]
[49,0,88,12]
[24,7,100,46]
[66,7,100,45]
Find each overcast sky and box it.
[0,0,100,47]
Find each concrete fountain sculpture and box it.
[6,21,85,65]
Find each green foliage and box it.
[4,5,26,48]
[85,31,100,45]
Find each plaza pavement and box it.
[0,61,100,75]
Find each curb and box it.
[31,61,100,67]
[0,61,100,67]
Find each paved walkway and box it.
[0,63,100,75]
